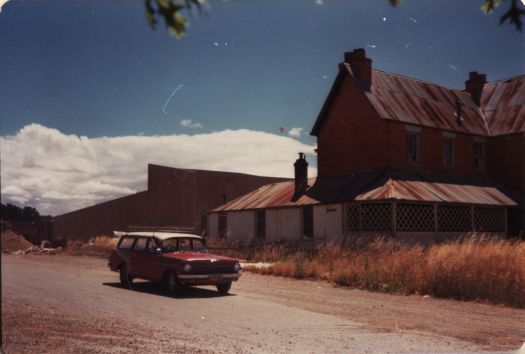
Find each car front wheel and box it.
[163,271,181,295]
[216,282,231,295]
[119,265,133,288]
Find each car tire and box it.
[164,271,181,295]
[119,265,133,288]
[216,282,231,295]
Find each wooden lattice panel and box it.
[438,205,472,232]
[474,207,505,232]
[361,203,392,231]
[345,205,360,231]
[396,203,434,232]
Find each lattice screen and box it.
[361,203,392,231]
[396,203,434,232]
[438,205,472,232]
[345,205,360,231]
[474,207,505,232]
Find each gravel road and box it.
[2,254,523,353]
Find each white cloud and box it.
[1,124,317,215]
[448,64,458,72]
[0,0,10,13]
[288,127,304,138]
[315,0,324,5]
[180,119,203,129]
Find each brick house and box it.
[208,49,524,244]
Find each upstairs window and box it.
[473,142,485,171]
[443,138,455,169]
[256,210,266,238]
[406,133,420,163]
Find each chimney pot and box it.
[344,48,372,91]
[294,152,308,195]
[465,71,487,106]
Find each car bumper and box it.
[178,272,241,285]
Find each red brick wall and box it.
[316,75,490,178]
[487,133,525,195]
[386,123,488,177]
[316,76,389,176]
[487,133,525,233]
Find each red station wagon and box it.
[108,232,241,295]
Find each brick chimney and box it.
[465,71,487,106]
[294,152,308,195]
[344,48,372,91]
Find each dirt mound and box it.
[2,229,34,252]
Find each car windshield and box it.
[160,237,207,253]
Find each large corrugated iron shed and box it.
[211,169,518,212]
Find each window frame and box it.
[473,142,486,172]
[406,132,420,163]
[443,137,455,169]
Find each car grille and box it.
[189,261,236,275]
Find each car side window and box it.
[118,237,135,249]
[178,238,191,251]
[134,237,148,252]
[146,238,158,252]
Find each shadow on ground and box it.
[103,281,235,299]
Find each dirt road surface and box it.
[2,254,524,353]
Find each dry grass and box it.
[63,236,117,258]
[250,237,525,308]
[206,238,290,262]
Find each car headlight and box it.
[233,262,241,272]
[183,264,192,272]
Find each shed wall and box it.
[313,204,343,241]
[226,211,255,241]
[266,208,301,242]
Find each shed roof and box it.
[211,169,518,212]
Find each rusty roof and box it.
[311,64,524,137]
[366,68,489,136]
[211,169,518,212]
[481,75,525,135]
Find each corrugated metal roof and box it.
[311,64,524,137]
[211,169,518,212]
[366,68,489,136]
[481,75,525,135]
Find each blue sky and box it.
[0,0,524,214]
[1,0,524,140]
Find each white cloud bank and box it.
[1,124,317,216]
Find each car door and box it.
[130,237,149,279]
[143,237,165,283]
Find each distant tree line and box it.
[1,203,42,221]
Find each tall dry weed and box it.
[249,237,525,308]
